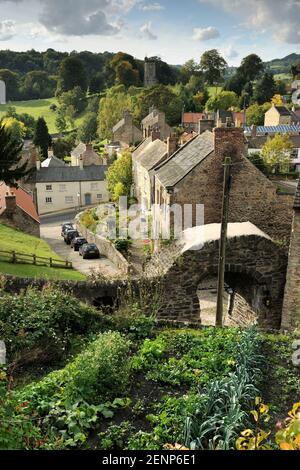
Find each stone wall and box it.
[281,210,300,330]
[146,234,287,329]
[76,219,129,275]
[170,127,293,244]
[0,208,40,237]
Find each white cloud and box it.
[141,2,164,11]
[199,0,300,44]
[140,21,157,40]
[192,26,220,41]
[0,20,16,41]
[0,0,140,36]
[223,45,239,60]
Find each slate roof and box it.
[138,139,167,171]
[247,133,300,149]
[113,118,125,133]
[41,155,66,168]
[155,131,214,188]
[32,165,107,183]
[275,106,292,116]
[71,142,86,158]
[294,179,300,210]
[142,109,161,125]
[132,137,152,161]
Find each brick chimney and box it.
[167,136,177,157]
[214,126,245,162]
[79,155,84,170]
[5,191,16,215]
[48,147,54,158]
[36,159,41,171]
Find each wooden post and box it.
[216,157,232,327]
[33,254,36,265]
[12,251,16,264]
[49,257,52,267]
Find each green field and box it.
[0,223,85,280]
[0,97,86,134]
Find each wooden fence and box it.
[0,250,72,269]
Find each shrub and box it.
[0,286,103,365]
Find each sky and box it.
[0,0,299,65]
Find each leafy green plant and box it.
[98,421,135,450]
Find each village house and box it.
[0,182,40,236]
[264,104,300,127]
[153,122,293,243]
[112,110,142,146]
[30,152,108,215]
[71,142,106,167]
[132,131,176,209]
[141,107,172,140]
[246,125,300,172]
[181,112,205,132]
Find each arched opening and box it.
[197,269,267,327]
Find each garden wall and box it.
[76,218,129,275]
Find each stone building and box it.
[0,182,40,236]
[264,104,300,127]
[281,179,300,331]
[132,133,177,209]
[141,107,172,140]
[71,143,106,167]
[0,80,6,104]
[112,110,142,145]
[181,112,205,132]
[144,58,158,88]
[30,152,109,215]
[153,124,293,243]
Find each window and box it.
[45,197,52,204]
[97,194,103,200]
[91,182,98,190]
[46,185,52,191]
[59,184,67,192]
[65,196,74,204]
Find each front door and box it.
[84,193,92,205]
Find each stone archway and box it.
[147,223,288,330]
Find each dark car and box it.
[61,222,74,237]
[64,229,80,245]
[79,243,100,259]
[71,237,88,251]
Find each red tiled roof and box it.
[0,182,40,223]
[182,112,205,124]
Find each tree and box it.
[55,108,68,135]
[52,133,76,160]
[246,103,271,126]
[180,59,201,84]
[77,112,98,143]
[113,182,126,201]
[291,60,300,79]
[247,152,269,175]
[33,117,50,160]
[224,70,245,96]
[206,90,239,112]
[253,73,276,105]
[57,57,87,94]
[1,117,26,143]
[115,61,140,87]
[58,86,87,116]
[21,70,56,100]
[200,49,227,86]
[0,69,19,100]
[261,134,293,173]
[0,123,30,185]
[239,54,264,82]
[135,84,183,126]
[98,86,133,140]
[271,94,284,106]
[106,150,132,200]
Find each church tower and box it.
[144,58,158,88]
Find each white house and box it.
[31,154,109,215]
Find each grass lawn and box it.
[0,224,85,281]
[0,97,86,134]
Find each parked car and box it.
[71,237,88,251]
[64,229,80,245]
[61,222,74,237]
[79,243,100,259]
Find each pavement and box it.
[40,210,120,278]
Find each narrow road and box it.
[40,210,120,277]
